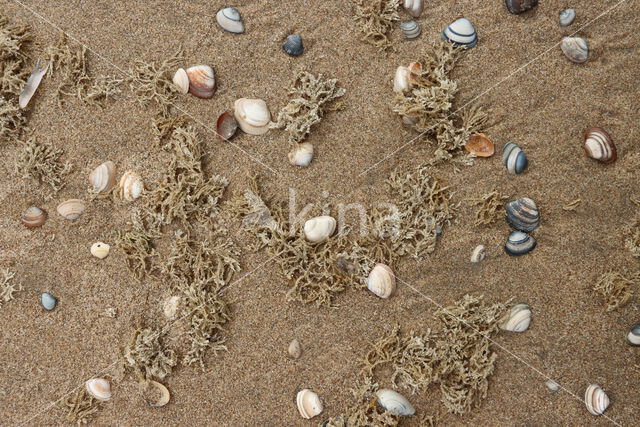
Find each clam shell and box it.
[627,324,640,346]
[283,34,304,56]
[400,21,421,39]
[504,231,536,256]
[41,292,57,310]
[90,242,110,259]
[500,302,531,332]
[19,59,48,109]
[89,161,116,193]
[470,245,486,263]
[441,18,478,49]
[546,379,560,392]
[584,384,610,416]
[465,133,495,157]
[85,378,112,401]
[393,66,410,93]
[234,98,271,135]
[584,127,616,163]
[186,65,216,99]
[21,206,47,228]
[163,296,180,319]
[505,0,539,14]
[216,7,244,34]
[376,389,415,416]
[506,197,540,232]
[296,389,323,419]
[403,0,424,18]
[559,8,576,26]
[119,171,143,201]
[288,142,314,167]
[367,263,396,299]
[501,141,528,174]
[288,339,302,359]
[561,37,588,63]
[172,68,189,94]
[216,112,239,140]
[144,380,170,407]
[57,199,86,220]
[303,216,336,243]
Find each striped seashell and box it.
[403,0,424,18]
[500,302,532,332]
[186,65,216,99]
[400,21,421,39]
[216,7,244,34]
[505,0,539,14]
[441,18,478,49]
[627,324,640,346]
[584,384,610,416]
[561,37,588,63]
[584,127,616,163]
[282,34,304,56]
[89,161,116,193]
[57,199,86,220]
[559,9,576,26]
[506,197,540,232]
[504,231,536,256]
[296,389,323,419]
[501,141,528,174]
[21,206,47,228]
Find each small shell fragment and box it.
[504,231,536,256]
[288,142,314,167]
[367,264,396,299]
[584,384,610,416]
[163,296,180,319]
[470,245,486,263]
[546,379,560,392]
[216,7,244,34]
[91,242,110,259]
[393,66,411,93]
[403,0,424,18]
[89,161,116,193]
[186,65,216,99]
[57,199,86,220]
[234,98,271,135]
[288,339,302,359]
[561,37,589,63]
[282,34,304,56]
[21,206,47,228]
[119,171,144,201]
[400,21,421,39]
[375,389,415,416]
[217,112,239,140]
[172,68,189,94]
[296,389,323,419]
[85,378,112,401]
[584,127,616,163]
[41,292,57,310]
[627,324,640,346]
[143,380,171,407]
[303,216,336,243]
[19,59,48,109]
[500,302,532,332]
[465,133,495,157]
[559,9,576,26]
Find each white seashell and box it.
[584,384,610,416]
[172,68,189,94]
[186,65,216,99]
[627,324,640,346]
[288,339,302,359]
[376,389,415,416]
[296,389,323,419]
[500,303,532,332]
[57,199,86,220]
[91,242,110,259]
[546,379,560,392]
[234,98,271,135]
[559,8,576,26]
[216,7,245,34]
[303,216,336,243]
[85,378,112,401]
[163,296,180,319]
[288,142,314,167]
[400,21,421,39]
[89,161,116,193]
[143,380,171,407]
[470,245,486,263]
[367,264,396,299]
[403,0,424,18]
[19,59,48,109]
[561,37,588,63]
[119,171,144,201]
[393,66,410,93]
[441,18,478,49]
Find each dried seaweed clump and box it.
[58,388,102,425]
[273,71,346,144]
[0,269,21,307]
[16,136,71,192]
[115,214,158,280]
[124,327,177,381]
[593,271,639,311]
[393,42,489,165]
[469,189,508,226]
[127,48,182,113]
[625,217,640,258]
[353,0,400,49]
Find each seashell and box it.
[400,21,421,39]
[505,197,540,232]
[559,8,576,26]
[465,133,495,157]
[288,339,302,359]
[163,296,180,319]
[367,264,396,299]
[143,380,170,407]
[296,389,323,419]
[626,324,640,346]
[403,0,424,18]
[584,384,610,416]
[584,127,616,163]
[303,216,336,243]
[504,231,536,256]
[470,245,486,263]
[546,379,560,392]
[500,302,532,332]
[90,242,110,259]
[19,59,48,109]
[561,37,589,63]
[441,18,478,49]
[172,68,189,94]
[57,199,86,220]
[393,66,410,93]
[217,112,239,140]
[119,171,144,201]
[89,161,116,193]
[501,141,528,174]
[234,98,271,135]
[216,7,244,34]
[505,0,539,14]
[375,389,415,416]
[41,292,57,310]
[21,206,47,228]
[288,142,314,167]
[186,65,216,99]
[85,378,112,401]
[282,34,304,56]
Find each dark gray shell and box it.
[627,324,640,346]
[505,0,539,14]
[506,197,540,232]
[504,231,536,256]
[282,34,304,57]
[502,141,528,174]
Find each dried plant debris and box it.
[16,136,72,192]
[0,95,26,142]
[626,217,640,258]
[0,269,21,307]
[124,327,177,381]
[593,271,639,311]
[469,189,508,226]
[127,48,182,113]
[393,42,489,164]
[58,388,103,425]
[353,0,400,49]
[115,214,158,281]
[152,113,192,145]
[562,198,581,211]
[272,71,346,145]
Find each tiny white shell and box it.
[393,66,410,93]
[376,389,415,416]
[57,199,86,220]
[561,37,589,63]
[119,171,143,201]
[303,216,336,243]
[470,245,486,263]
[288,142,314,167]
[85,378,112,401]
[288,339,302,359]
[144,380,171,407]
[91,242,110,259]
[296,389,323,419]
[234,98,271,135]
[89,161,116,193]
[367,264,396,299]
[403,0,424,18]
[19,59,48,109]
[584,384,610,416]
[546,379,560,392]
[500,302,531,332]
[441,18,478,49]
[163,296,180,319]
[216,7,245,34]
[172,68,189,94]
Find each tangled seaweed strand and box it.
[16,136,72,192]
[625,217,640,258]
[124,327,177,380]
[115,213,158,281]
[353,0,400,50]
[127,48,182,114]
[593,271,639,311]
[0,269,21,307]
[58,389,102,425]
[469,189,508,226]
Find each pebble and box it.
[41,292,57,310]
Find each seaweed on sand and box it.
[625,217,640,258]
[127,48,183,113]
[16,136,72,192]
[468,189,508,226]
[593,271,639,311]
[353,0,400,50]
[0,269,21,307]
[115,213,158,281]
[0,95,26,142]
[151,113,192,145]
[58,388,103,425]
[124,327,177,380]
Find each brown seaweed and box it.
[593,271,639,311]
[124,327,177,380]
[16,136,72,193]
[0,269,21,307]
[352,0,400,50]
[468,189,508,226]
[58,388,103,425]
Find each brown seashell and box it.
[505,0,538,14]
[21,206,47,228]
[186,65,216,99]
[216,112,238,140]
[56,199,86,220]
[465,133,495,157]
[89,161,116,193]
[584,127,616,163]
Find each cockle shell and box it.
[144,380,170,407]
[502,141,528,174]
[506,197,540,232]
[367,263,396,299]
[376,389,415,416]
[303,216,336,243]
[403,0,424,18]
[505,0,539,14]
[57,199,86,220]
[465,133,495,157]
[89,161,116,193]
[186,65,216,99]
[163,296,180,319]
[400,21,421,39]
[119,171,143,201]
[500,302,532,332]
[288,142,314,167]
[584,127,616,163]
[217,112,239,140]
[560,9,576,26]
[283,34,304,56]
[234,98,271,135]
[216,7,244,34]
[172,68,189,94]
[504,231,536,256]
[90,242,110,259]
[296,389,323,419]
[627,324,640,346]
[288,339,302,359]
[470,245,486,263]
[21,206,47,228]
[19,59,48,109]
[561,37,589,63]
[584,384,610,416]
[85,378,112,401]
[441,18,478,49]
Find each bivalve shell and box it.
[561,37,588,63]
[375,389,415,416]
[217,112,239,140]
[627,324,640,346]
[505,0,539,14]
[144,380,170,407]
[441,18,478,49]
[400,21,421,39]
[470,245,486,263]
[584,127,616,163]
[57,199,86,220]
[172,68,189,94]
[163,296,180,319]
[367,264,396,299]
[465,133,495,157]
[506,197,540,232]
[19,59,48,109]
[85,378,112,401]
[403,0,424,18]
[303,216,336,243]
[584,384,610,416]
[216,7,244,34]
[546,379,560,392]
[501,141,528,174]
[393,66,411,93]
[504,231,536,256]
[283,34,304,56]
[186,65,216,99]
[500,302,532,332]
[296,389,323,419]
[234,98,271,135]
[119,171,144,201]
[91,242,110,259]
[559,9,576,26]
[21,206,47,228]
[288,339,302,359]
[41,292,57,310]
[288,142,314,167]
[89,161,116,193]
